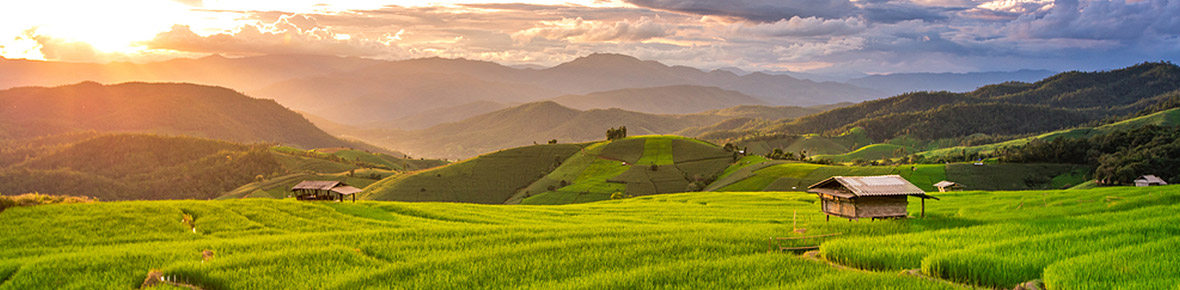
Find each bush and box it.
[0,193,96,212]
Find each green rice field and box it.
[1,185,1177,289]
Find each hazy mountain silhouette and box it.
[550,85,768,114]
[329,101,834,159]
[0,54,382,91]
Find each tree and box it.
[606,126,629,140]
[548,139,558,144]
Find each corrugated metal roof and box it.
[808,175,929,197]
[331,186,363,195]
[933,180,959,188]
[1137,175,1167,184]
[292,181,342,191]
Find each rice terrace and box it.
[2,0,1180,289]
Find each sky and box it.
[0,0,1177,75]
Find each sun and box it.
[0,0,200,59]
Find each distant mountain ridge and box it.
[0,54,885,127]
[0,82,393,153]
[847,69,1058,95]
[550,85,768,114]
[0,54,382,91]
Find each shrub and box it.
[0,193,96,212]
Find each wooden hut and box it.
[1134,175,1168,187]
[932,180,964,192]
[291,181,362,202]
[807,175,939,220]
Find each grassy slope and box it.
[811,143,914,162]
[919,108,1180,158]
[737,127,873,157]
[218,170,394,200]
[2,186,1177,289]
[711,162,1087,192]
[519,136,732,205]
[364,144,584,204]
[322,149,447,171]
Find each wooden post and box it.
[921,198,926,218]
[793,210,797,232]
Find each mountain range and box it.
[324,101,834,159]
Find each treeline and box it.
[0,134,288,200]
[998,125,1180,184]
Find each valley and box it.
[1,55,1178,290]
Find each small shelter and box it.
[933,180,964,192]
[291,181,362,202]
[1134,175,1168,187]
[808,175,939,220]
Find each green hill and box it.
[707,162,1088,192]
[364,136,733,205]
[810,144,913,162]
[0,81,393,153]
[0,134,445,201]
[218,169,396,200]
[0,134,284,200]
[517,135,733,204]
[733,127,874,157]
[364,144,585,204]
[919,107,1180,159]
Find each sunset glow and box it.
[1,0,1177,73]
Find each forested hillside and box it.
[0,134,445,201]
[734,62,1180,142]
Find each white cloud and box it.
[734,16,866,37]
[512,16,674,43]
[143,14,403,57]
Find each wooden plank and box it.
[770,233,843,240]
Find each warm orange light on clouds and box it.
[0,0,634,62]
[0,0,1175,74]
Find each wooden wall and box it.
[855,196,908,218]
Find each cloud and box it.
[772,37,866,61]
[6,0,1177,76]
[143,14,399,57]
[624,0,855,22]
[512,16,674,43]
[624,0,953,24]
[735,16,866,37]
[1006,0,1180,41]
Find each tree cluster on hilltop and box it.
[998,125,1180,184]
